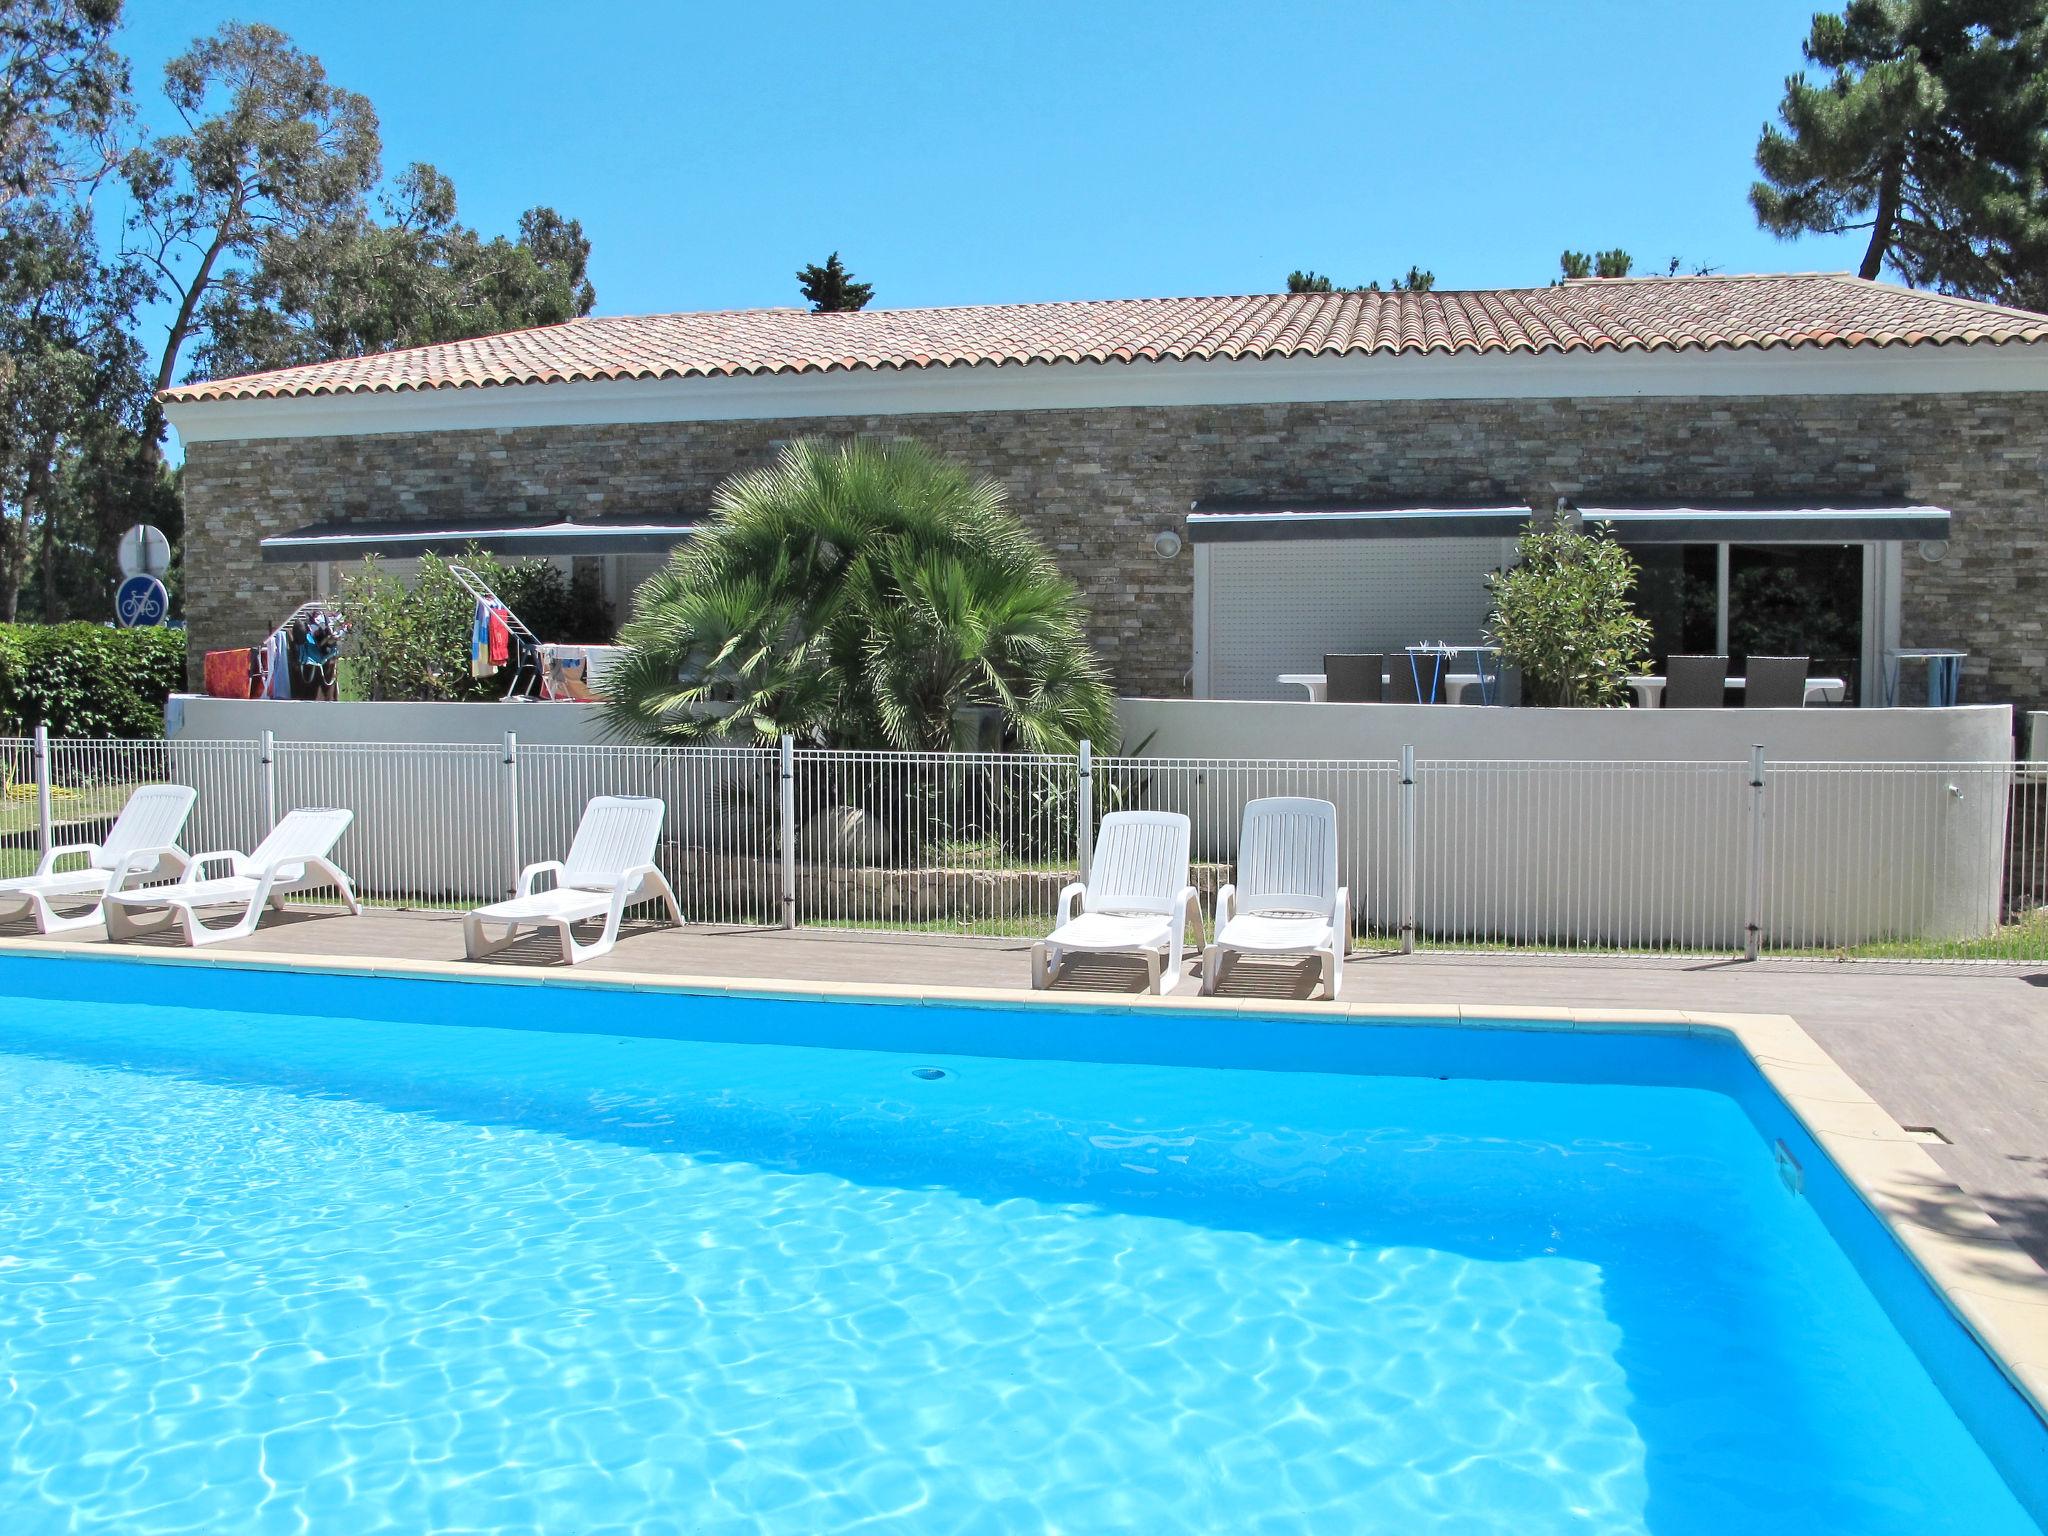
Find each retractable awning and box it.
[1186,502,1532,544]
[1576,504,1951,543]
[259,516,701,564]
[1186,501,1954,545]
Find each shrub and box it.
[0,623,186,738]
[1486,523,1654,707]
[606,438,1116,753]
[332,547,612,702]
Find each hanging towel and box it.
[487,605,511,665]
[262,630,292,699]
[471,598,495,678]
[203,648,253,700]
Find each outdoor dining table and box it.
[1624,674,1848,708]
[1277,671,1492,704]
[1882,648,1968,707]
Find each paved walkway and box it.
[10,908,2048,1268]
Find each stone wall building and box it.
[165,276,2048,716]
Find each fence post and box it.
[1399,744,1417,955]
[778,734,796,929]
[32,724,50,863]
[259,729,277,830]
[1077,738,1094,883]
[1744,744,1766,961]
[502,731,520,896]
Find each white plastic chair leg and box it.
[463,912,520,959]
[32,892,106,936]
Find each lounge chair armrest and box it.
[1177,886,1202,943]
[1334,886,1349,948]
[605,865,665,918]
[1055,881,1086,925]
[519,860,566,895]
[35,841,99,877]
[1215,882,1237,928]
[106,844,189,891]
[182,850,244,884]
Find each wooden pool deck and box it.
[8,906,2047,1273]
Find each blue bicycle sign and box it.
[115,574,169,628]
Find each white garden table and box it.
[1277,671,1491,704]
[1625,675,1848,708]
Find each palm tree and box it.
[604,438,1117,752]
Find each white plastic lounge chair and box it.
[1032,810,1200,995]
[103,806,360,947]
[462,795,681,965]
[1202,797,1349,999]
[0,783,196,935]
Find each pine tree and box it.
[1284,266,1433,293]
[1385,265,1435,292]
[796,251,873,312]
[1751,0,2048,304]
[1558,249,1634,281]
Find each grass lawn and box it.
[1825,907,2048,962]
[0,781,132,838]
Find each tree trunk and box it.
[3,445,57,624]
[34,432,60,621]
[1859,160,1904,280]
[137,221,237,474]
[0,514,22,624]
[152,227,233,398]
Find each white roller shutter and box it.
[609,548,683,613]
[1201,537,1507,699]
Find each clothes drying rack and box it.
[449,561,543,699]
[250,598,342,697]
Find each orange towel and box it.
[204,648,253,699]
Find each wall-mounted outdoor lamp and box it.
[1153,529,1183,560]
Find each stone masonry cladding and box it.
[180,391,2048,713]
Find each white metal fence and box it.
[4,727,2043,962]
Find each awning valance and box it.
[1577,504,1951,543]
[1186,500,1953,546]
[259,516,700,564]
[1187,502,1532,544]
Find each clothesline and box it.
[252,601,344,700]
[448,561,542,698]
[201,600,344,701]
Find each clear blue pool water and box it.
[0,957,2040,1536]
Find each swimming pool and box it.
[0,955,2040,1535]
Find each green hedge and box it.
[0,624,186,739]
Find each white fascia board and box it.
[164,342,2048,445]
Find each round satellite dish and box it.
[118,524,171,579]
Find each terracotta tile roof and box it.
[160,273,2048,403]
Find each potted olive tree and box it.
[1486,523,1654,707]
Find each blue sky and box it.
[116,0,1864,336]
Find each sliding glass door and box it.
[1727,543,1862,700]
[1628,542,1869,703]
